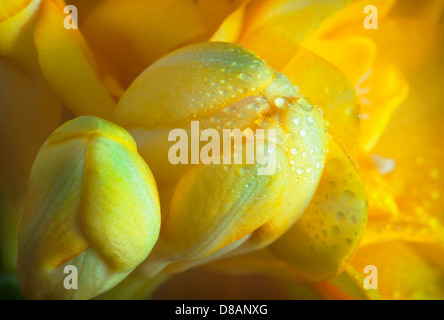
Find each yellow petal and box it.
[81,0,205,88]
[269,137,368,281]
[304,36,376,85]
[350,241,444,299]
[33,0,115,119]
[318,266,381,300]
[238,0,351,70]
[355,153,399,220]
[17,116,161,300]
[211,4,247,43]
[282,47,359,156]
[371,29,444,222]
[358,65,409,151]
[0,0,41,73]
[193,0,244,41]
[390,0,444,23]
[0,57,61,196]
[114,42,275,129]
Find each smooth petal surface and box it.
[33,0,115,119]
[18,116,161,300]
[304,36,376,85]
[357,65,409,151]
[238,0,351,70]
[80,0,205,88]
[0,0,41,73]
[350,241,444,299]
[0,57,61,196]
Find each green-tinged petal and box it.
[269,137,367,281]
[114,42,275,129]
[17,116,160,300]
[137,142,292,276]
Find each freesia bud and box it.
[17,116,161,300]
[114,42,328,277]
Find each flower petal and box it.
[81,0,205,88]
[304,36,376,85]
[269,137,368,281]
[358,65,409,151]
[350,241,444,299]
[0,57,61,196]
[238,0,351,70]
[114,42,275,129]
[18,116,161,300]
[33,0,115,119]
[282,47,359,156]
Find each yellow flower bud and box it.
[17,116,161,300]
[114,42,328,277]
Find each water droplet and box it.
[336,211,346,223]
[239,72,251,82]
[331,225,340,235]
[239,167,251,176]
[299,129,308,137]
[225,105,237,114]
[274,97,288,109]
[297,168,304,175]
[298,97,313,111]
